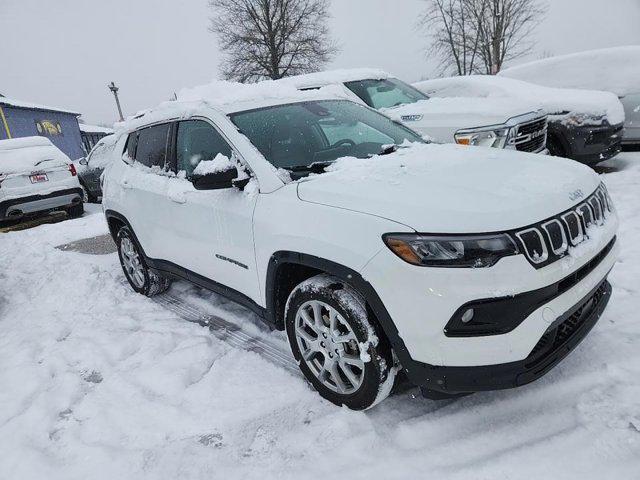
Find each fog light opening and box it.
[461,308,475,324]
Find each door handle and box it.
[171,196,186,204]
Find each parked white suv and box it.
[280,69,549,153]
[102,85,618,409]
[0,136,83,222]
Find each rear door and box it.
[121,122,174,260]
[161,118,260,302]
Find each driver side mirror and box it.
[192,165,239,190]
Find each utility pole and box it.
[108,81,124,122]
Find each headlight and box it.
[383,233,519,268]
[454,126,515,149]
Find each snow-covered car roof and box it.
[0,136,71,175]
[414,75,625,125]
[115,80,354,132]
[79,124,114,134]
[0,96,79,115]
[499,46,640,97]
[277,68,390,89]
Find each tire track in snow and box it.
[151,292,299,375]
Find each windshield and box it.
[344,78,429,109]
[229,100,424,171]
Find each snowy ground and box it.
[1,154,639,480]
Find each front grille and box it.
[515,117,547,153]
[526,281,609,366]
[514,184,613,268]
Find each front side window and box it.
[229,100,424,171]
[176,120,233,178]
[135,123,171,168]
[344,78,429,110]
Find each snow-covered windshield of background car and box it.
[344,78,429,109]
[229,100,424,171]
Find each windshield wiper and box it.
[287,160,334,173]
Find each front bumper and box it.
[551,121,623,165]
[0,187,83,220]
[414,278,611,394]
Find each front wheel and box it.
[285,274,395,410]
[116,226,170,296]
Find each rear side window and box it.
[135,123,171,168]
[124,132,138,162]
[176,120,232,178]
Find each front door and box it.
[162,119,260,303]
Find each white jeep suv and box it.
[102,86,618,409]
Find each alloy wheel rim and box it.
[294,300,365,395]
[120,237,145,288]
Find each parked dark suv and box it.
[78,134,116,202]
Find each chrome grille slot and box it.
[516,228,548,264]
[542,219,568,255]
[589,197,604,225]
[562,211,584,246]
[577,203,594,229]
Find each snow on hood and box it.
[297,143,600,233]
[382,96,541,129]
[0,137,71,175]
[415,75,625,126]
[499,46,640,97]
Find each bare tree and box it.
[418,0,546,75]
[209,0,338,82]
[418,0,483,75]
[470,0,546,74]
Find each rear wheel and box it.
[285,274,395,410]
[116,226,170,296]
[67,202,84,218]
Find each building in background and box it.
[79,123,114,155]
[0,94,84,160]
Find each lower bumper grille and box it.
[527,280,609,365]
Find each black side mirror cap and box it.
[192,166,239,190]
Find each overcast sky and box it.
[1,0,638,125]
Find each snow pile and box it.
[0,136,71,174]
[1,154,640,478]
[415,75,625,125]
[499,46,640,97]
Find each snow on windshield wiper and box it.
[287,160,334,172]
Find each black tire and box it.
[67,202,84,218]
[116,226,171,297]
[285,274,395,410]
[81,185,98,204]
